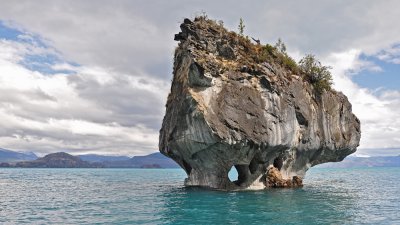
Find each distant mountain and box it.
[315,155,400,168]
[13,152,102,168]
[131,152,179,168]
[0,150,179,168]
[102,152,179,168]
[0,148,37,162]
[78,154,130,162]
[1,148,398,169]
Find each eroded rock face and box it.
[265,166,303,188]
[159,17,361,190]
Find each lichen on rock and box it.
[159,16,361,190]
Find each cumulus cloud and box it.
[323,51,400,155]
[376,44,400,64]
[0,0,178,80]
[0,0,399,156]
[0,38,168,156]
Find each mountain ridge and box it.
[1,148,398,168]
[0,148,38,162]
[0,148,179,168]
[10,152,101,168]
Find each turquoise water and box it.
[0,167,399,224]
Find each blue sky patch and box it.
[20,54,76,75]
[0,21,24,41]
[0,20,78,75]
[351,52,400,90]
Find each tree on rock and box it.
[238,18,245,36]
[299,54,333,93]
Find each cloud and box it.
[0,38,168,156]
[2,0,400,66]
[324,50,400,154]
[0,0,178,80]
[376,44,400,64]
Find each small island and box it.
[159,17,361,190]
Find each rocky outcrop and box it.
[265,166,303,188]
[159,17,361,190]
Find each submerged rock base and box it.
[159,17,361,191]
[265,166,303,188]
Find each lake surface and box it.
[0,167,399,224]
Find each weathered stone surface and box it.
[265,166,303,188]
[159,17,361,190]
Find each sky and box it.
[0,0,398,157]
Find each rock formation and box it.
[159,17,361,190]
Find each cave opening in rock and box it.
[228,165,249,186]
[273,157,283,170]
[228,166,238,182]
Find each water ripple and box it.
[0,167,399,224]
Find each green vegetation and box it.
[299,54,333,93]
[256,39,299,73]
[196,16,333,94]
[238,18,245,36]
[256,44,274,62]
[256,38,332,93]
[273,38,298,73]
[280,54,299,74]
[263,44,275,55]
[256,39,299,74]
